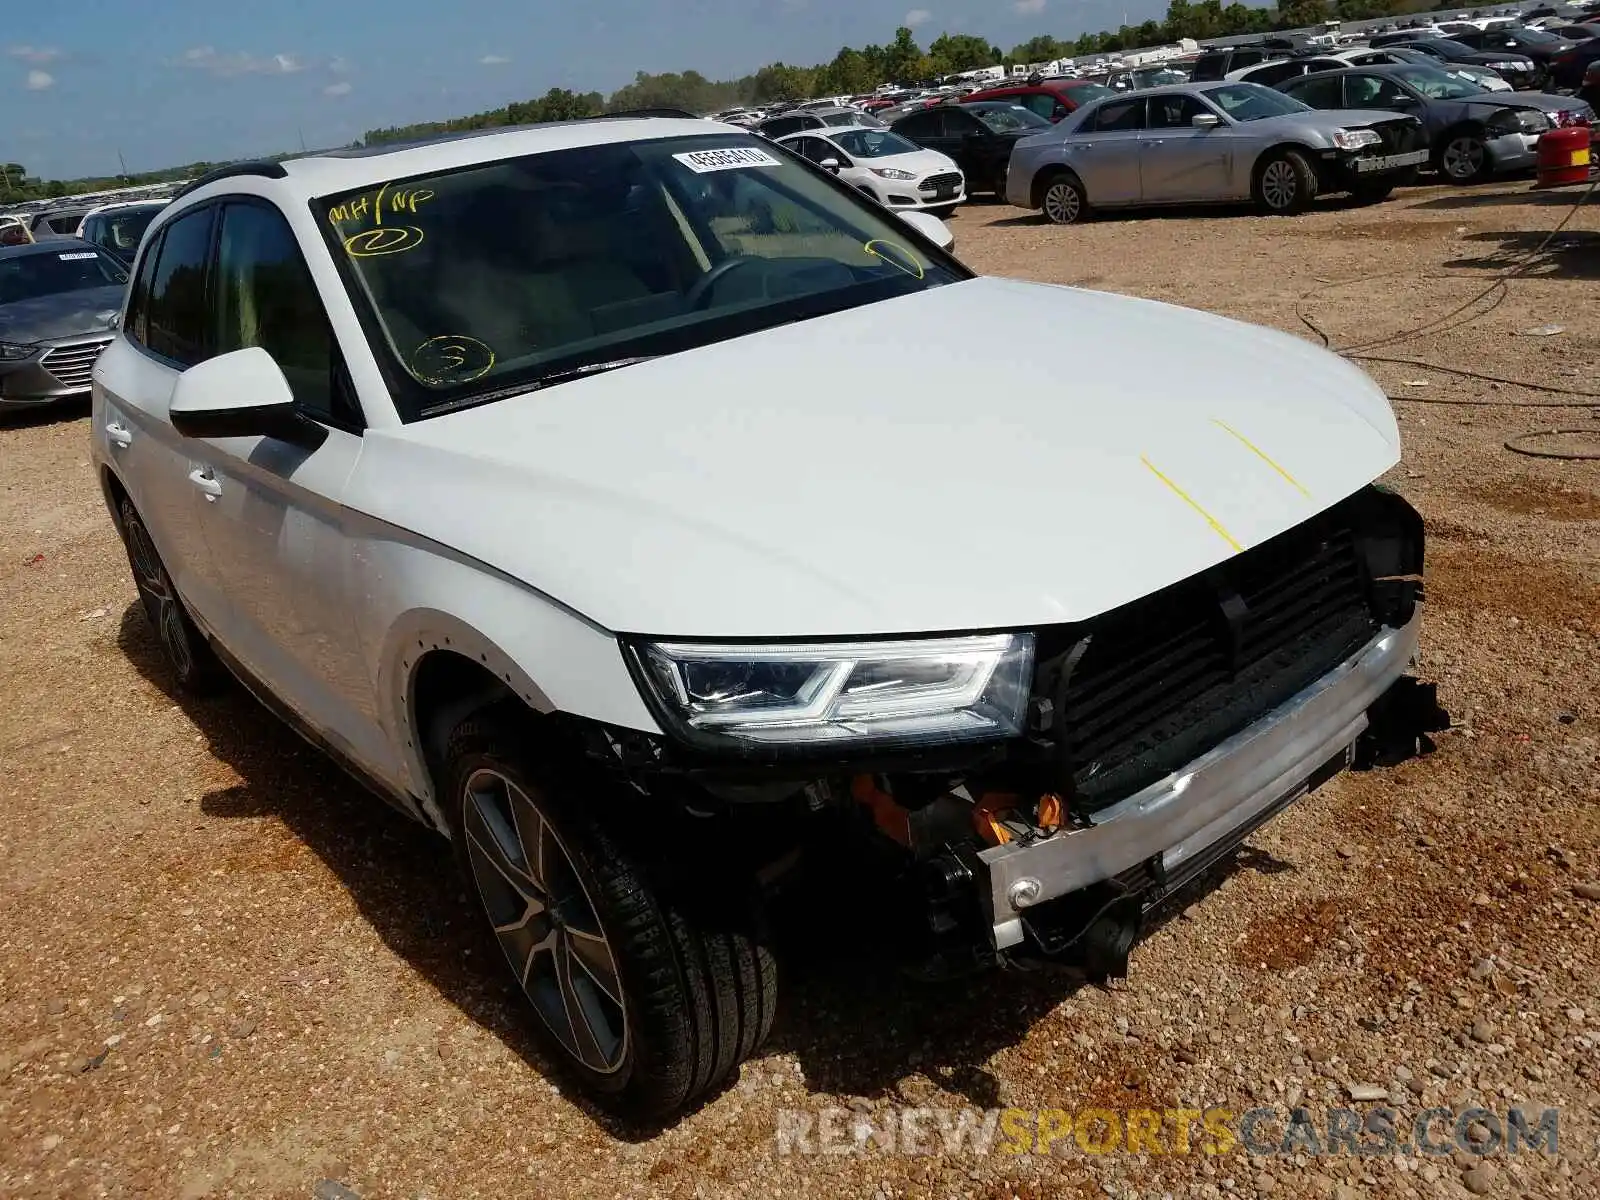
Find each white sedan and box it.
[778,126,966,215]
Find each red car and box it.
[961,78,1117,123]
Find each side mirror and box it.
[1192,112,1222,129]
[818,157,843,173]
[169,346,315,444]
[896,209,955,251]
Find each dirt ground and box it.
[3,180,1599,1200]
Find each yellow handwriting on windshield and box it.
[330,183,436,257]
[412,334,495,385]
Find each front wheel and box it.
[1254,149,1318,215]
[1438,132,1491,184]
[1040,172,1089,225]
[444,712,777,1119]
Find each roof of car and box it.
[0,237,96,260]
[82,199,170,217]
[178,117,735,205]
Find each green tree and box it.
[882,27,930,84]
[816,46,877,95]
[928,33,1000,75]
[749,62,815,102]
[1011,34,1070,63]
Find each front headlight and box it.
[1489,60,1527,71]
[629,633,1035,751]
[0,341,37,361]
[872,167,919,180]
[1332,128,1382,151]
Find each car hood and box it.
[1267,108,1419,133]
[0,284,123,344]
[866,148,960,174]
[351,277,1400,638]
[1466,90,1586,113]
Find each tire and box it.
[1350,182,1394,206]
[443,711,776,1119]
[1437,130,1491,184]
[117,496,224,693]
[1039,171,1089,225]
[1253,149,1318,215]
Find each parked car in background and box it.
[1547,23,1600,40]
[28,205,97,240]
[90,116,1432,1124]
[778,127,965,215]
[1580,57,1600,108]
[1105,66,1191,91]
[1391,36,1541,90]
[1548,33,1600,88]
[1006,82,1426,224]
[75,199,170,267]
[0,240,126,409]
[1279,64,1591,183]
[1190,44,1274,80]
[0,215,33,247]
[892,101,1053,194]
[1321,46,1514,92]
[1449,24,1575,84]
[756,106,886,139]
[962,78,1116,122]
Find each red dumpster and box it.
[1535,126,1592,188]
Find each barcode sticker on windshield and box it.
[673,147,780,173]
[58,252,98,261]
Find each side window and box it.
[893,111,938,139]
[124,227,165,349]
[1245,62,1306,87]
[213,202,344,424]
[144,207,215,367]
[938,109,979,137]
[1148,94,1206,129]
[1091,98,1147,132]
[1019,93,1058,119]
[1288,74,1345,110]
[1346,74,1409,109]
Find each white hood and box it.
[350,277,1399,638]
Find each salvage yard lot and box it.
[3,181,1599,1200]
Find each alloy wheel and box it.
[1044,180,1081,224]
[1443,137,1485,181]
[1260,159,1298,211]
[461,768,628,1074]
[125,516,193,680]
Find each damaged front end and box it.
[584,485,1446,983]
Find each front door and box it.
[186,199,390,776]
[1139,94,1234,202]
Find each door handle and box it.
[188,466,222,500]
[105,421,132,448]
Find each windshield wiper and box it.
[418,355,658,418]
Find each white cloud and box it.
[173,46,308,78]
[479,54,511,65]
[1013,0,1046,13]
[7,45,61,64]
[904,8,932,26]
[323,81,352,97]
[328,55,352,73]
[25,69,54,90]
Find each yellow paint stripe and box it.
[1211,419,1312,500]
[1140,454,1243,554]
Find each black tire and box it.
[117,496,224,693]
[1039,170,1089,225]
[1437,129,1491,184]
[1350,182,1394,206]
[443,711,776,1119]
[1253,148,1318,215]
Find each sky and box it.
[4,0,1168,180]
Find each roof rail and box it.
[599,107,704,120]
[172,161,288,200]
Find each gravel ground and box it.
[3,180,1599,1200]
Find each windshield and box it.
[1392,64,1483,98]
[1205,83,1311,121]
[1509,26,1564,44]
[0,246,126,305]
[1132,71,1185,88]
[831,128,922,157]
[972,105,1052,132]
[91,207,164,255]
[318,135,965,420]
[1420,39,1475,56]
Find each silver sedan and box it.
[1005,82,1429,224]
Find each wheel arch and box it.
[1250,141,1317,183]
[99,463,132,535]
[1030,163,1085,210]
[1434,118,1489,154]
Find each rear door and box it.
[1066,97,1146,204]
[93,205,230,629]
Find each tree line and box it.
[6,0,1453,196]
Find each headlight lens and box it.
[1332,128,1383,151]
[1489,60,1527,70]
[1552,106,1592,127]
[0,341,37,361]
[872,167,919,180]
[630,633,1035,751]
